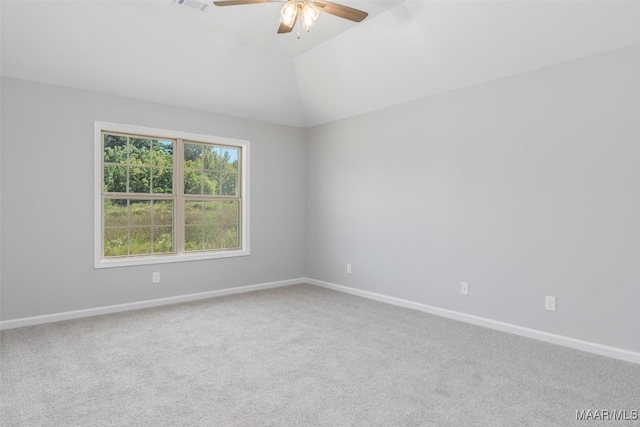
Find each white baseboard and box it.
[305,278,640,365]
[3,276,638,364]
[0,278,304,330]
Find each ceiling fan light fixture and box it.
[301,1,320,31]
[213,0,369,38]
[280,0,298,28]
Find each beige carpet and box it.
[1,284,638,426]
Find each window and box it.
[95,122,249,268]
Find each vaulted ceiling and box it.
[2,0,640,128]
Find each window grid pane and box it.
[103,197,175,258]
[184,198,240,252]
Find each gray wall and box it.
[306,44,640,352]
[1,77,307,320]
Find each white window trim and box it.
[94,121,250,269]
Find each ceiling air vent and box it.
[174,0,210,12]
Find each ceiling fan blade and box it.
[315,0,368,22]
[213,0,270,6]
[277,21,295,34]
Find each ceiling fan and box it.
[212,0,368,38]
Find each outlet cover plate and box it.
[461,282,469,295]
[545,296,556,312]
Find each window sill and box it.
[94,249,250,269]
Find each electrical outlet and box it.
[545,296,556,312]
[461,281,469,295]
[152,272,160,283]
[347,264,352,274]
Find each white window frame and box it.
[94,121,250,269]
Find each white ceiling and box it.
[2,0,640,128]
